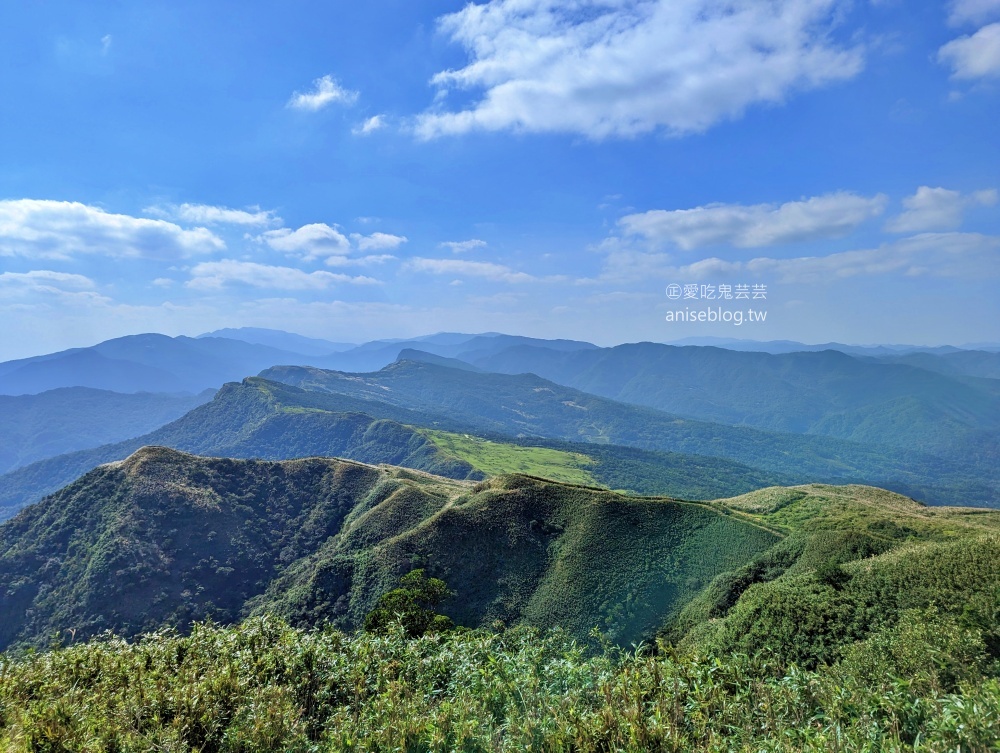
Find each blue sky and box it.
[1,0,998,359]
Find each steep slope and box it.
[0,447,780,650]
[0,387,213,473]
[261,361,997,507]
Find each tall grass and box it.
[1,615,997,752]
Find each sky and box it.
[0,0,998,360]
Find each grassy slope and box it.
[0,447,779,650]
[666,484,1000,667]
[262,361,998,507]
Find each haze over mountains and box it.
[0,328,996,521]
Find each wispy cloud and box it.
[885,186,997,233]
[350,232,408,251]
[352,115,385,135]
[405,257,536,283]
[948,0,1000,26]
[287,74,359,111]
[187,260,379,290]
[146,202,282,227]
[620,192,887,250]
[0,199,224,260]
[417,0,863,139]
[439,239,487,253]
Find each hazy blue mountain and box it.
[318,333,597,373]
[0,387,214,474]
[261,360,996,507]
[666,336,968,356]
[469,342,1000,465]
[870,350,1000,380]
[0,333,316,395]
[197,327,355,355]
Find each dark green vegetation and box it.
[2,616,997,752]
[0,387,213,474]
[0,446,780,651]
[3,477,1000,751]
[262,360,998,506]
[0,376,791,521]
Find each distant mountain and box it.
[869,350,1000,380]
[469,342,1000,468]
[197,327,355,355]
[261,360,996,507]
[0,377,789,521]
[666,336,967,356]
[0,387,213,474]
[0,446,780,649]
[318,333,597,373]
[0,333,316,395]
[0,331,596,395]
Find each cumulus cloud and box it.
[406,257,536,283]
[146,203,281,227]
[349,232,408,251]
[885,186,998,233]
[0,199,224,260]
[666,233,1000,283]
[619,192,887,250]
[258,223,351,259]
[440,239,488,253]
[287,75,359,111]
[416,0,863,139]
[938,22,1000,78]
[352,115,385,135]
[949,0,1000,26]
[186,260,379,290]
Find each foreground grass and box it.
[1,616,998,752]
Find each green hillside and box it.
[262,361,999,507]
[2,457,1000,751]
[0,446,779,650]
[0,377,791,520]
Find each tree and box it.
[363,569,454,638]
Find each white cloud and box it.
[668,232,1000,283]
[416,0,864,139]
[938,22,1000,78]
[325,254,397,268]
[287,75,359,111]
[949,0,1000,26]
[186,260,379,290]
[440,239,488,253]
[0,270,96,291]
[349,232,408,251]
[620,192,887,250]
[406,257,536,283]
[885,186,998,233]
[100,34,112,55]
[147,203,281,227]
[258,223,351,259]
[0,199,224,260]
[353,115,385,135]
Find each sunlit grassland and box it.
[421,429,601,487]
